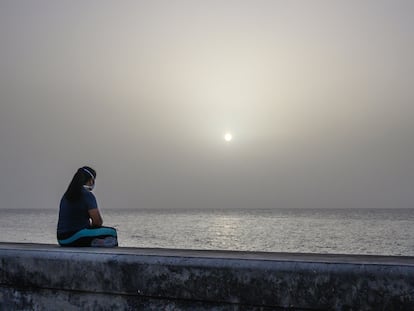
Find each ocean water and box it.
[0,208,413,256]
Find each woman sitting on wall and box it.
[57,166,118,247]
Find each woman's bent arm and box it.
[88,208,103,227]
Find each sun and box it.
[224,132,233,142]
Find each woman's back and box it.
[57,189,97,234]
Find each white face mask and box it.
[83,184,95,192]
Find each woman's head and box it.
[81,166,96,190]
[64,166,97,201]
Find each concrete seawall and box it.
[0,243,413,310]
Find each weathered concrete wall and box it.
[0,243,413,311]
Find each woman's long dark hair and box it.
[63,166,96,202]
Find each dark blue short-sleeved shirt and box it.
[57,189,98,234]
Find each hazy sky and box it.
[0,0,413,210]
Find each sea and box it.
[1,208,413,256]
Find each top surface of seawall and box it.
[1,242,414,265]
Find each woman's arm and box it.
[88,208,103,227]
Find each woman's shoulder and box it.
[82,189,97,206]
[82,189,96,199]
